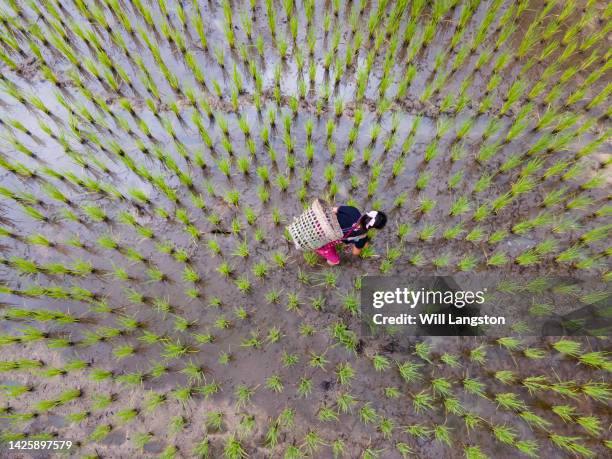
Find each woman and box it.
[315,205,387,265]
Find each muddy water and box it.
[0,0,610,458]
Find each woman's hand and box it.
[332,206,338,214]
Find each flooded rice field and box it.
[0,0,610,458]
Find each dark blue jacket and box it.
[336,206,368,249]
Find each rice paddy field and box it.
[0,0,611,457]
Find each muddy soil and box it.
[0,0,610,458]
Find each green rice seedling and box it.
[330,323,358,353]
[575,416,603,437]
[433,253,452,268]
[552,404,577,422]
[89,367,114,382]
[431,377,453,397]
[265,420,281,448]
[529,302,553,317]
[409,251,426,267]
[301,429,326,455]
[224,435,248,459]
[241,330,262,349]
[555,245,584,265]
[419,224,438,242]
[549,434,593,458]
[197,381,222,401]
[449,196,470,217]
[500,79,527,115]
[265,375,284,393]
[495,392,526,411]
[372,354,391,372]
[515,440,539,458]
[234,384,255,410]
[276,174,290,192]
[286,293,300,311]
[281,351,299,368]
[433,424,452,447]
[116,407,139,424]
[341,292,359,316]
[578,351,610,369]
[441,394,468,414]
[492,424,517,445]
[336,362,355,386]
[397,361,423,383]
[487,229,508,244]
[159,444,179,459]
[218,350,232,365]
[161,340,193,359]
[396,222,412,241]
[113,344,136,360]
[265,288,282,304]
[403,423,432,442]
[463,445,488,459]
[271,250,288,268]
[147,266,169,283]
[356,402,379,426]
[231,218,242,235]
[297,268,310,285]
[214,315,231,330]
[383,386,401,399]
[309,351,329,370]
[0,1,608,455]
[192,436,211,458]
[320,269,338,288]
[232,240,250,258]
[497,336,522,351]
[334,391,358,415]
[443,222,464,240]
[412,390,434,413]
[415,171,431,190]
[520,409,552,430]
[132,431,155,451]
[204,411,224,432]
[487,251,509,267]
[362,447,385,459]
[251,261,268,279]
[447,169,464,189]
[343,147,356,168]
[469,344,488,365]
[310,294,325,310]
[458,254,478,271]
[297,377,313,398]
[89,424,112,442]
[236,414,257,439]
[256,185,271,204]
[581,381,611,403]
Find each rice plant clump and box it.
[0,0,610,457]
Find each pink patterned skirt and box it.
[315,241,341,265]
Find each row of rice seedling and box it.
[0,0,609,457]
